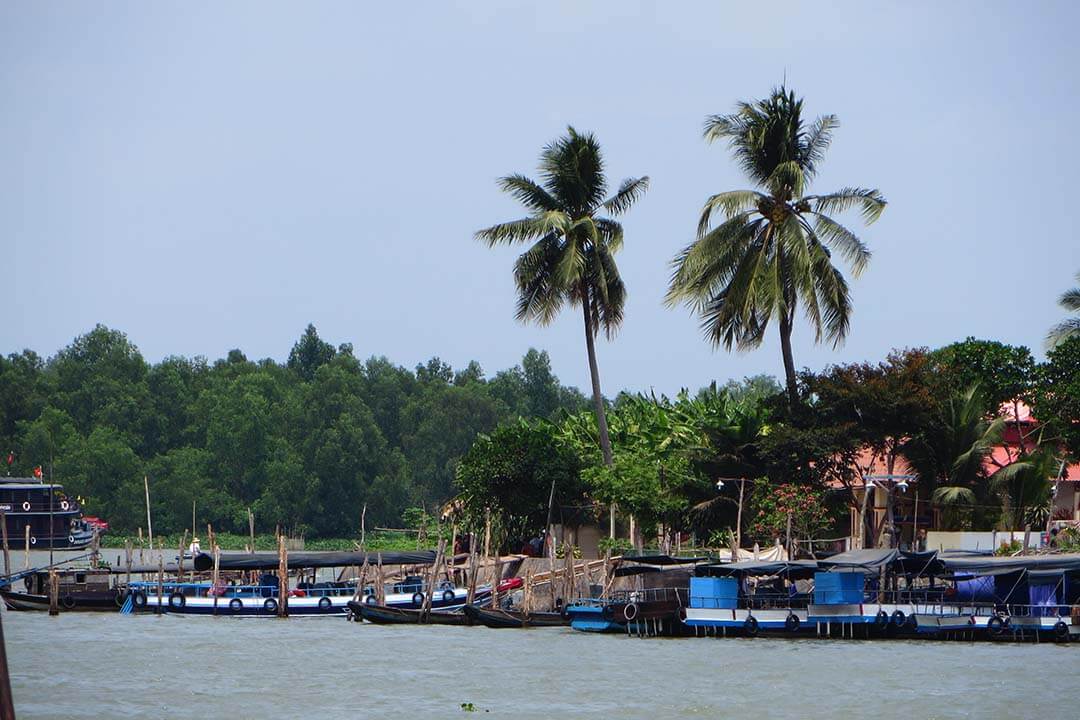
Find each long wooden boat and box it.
[1,568,122,612]
[463,604,569,628]
[353,602,470,625]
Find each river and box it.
[2,551,1075,719]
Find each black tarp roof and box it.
[118,549,437,574]
[620,555,709,566]
[695,559,820,580]
[818,548,899,571]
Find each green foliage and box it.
[597,537,633,555]
[1047,272,1080,348]
[667,86,885,403]
[0,325,590,538]
[1031,335,1080,458]
[746,481,830,542]
[454,420,585,550]
[931,338,1035,410]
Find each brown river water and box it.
[2,551,1075,719]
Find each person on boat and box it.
[188,537,201,555]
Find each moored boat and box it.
[462,604,569,628]
[353,603,470,625]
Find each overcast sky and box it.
[3,1,1078,396]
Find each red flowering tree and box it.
[747,481,830,545]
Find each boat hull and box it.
[353,603,470,625]
[1,589,123,612]
[463,604,569,628]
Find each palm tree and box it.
[903,385,1005,528]
[476,127,649,469]
[1047,271,1080,347]
[666,87,886,406]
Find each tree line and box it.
[0,323,589,536]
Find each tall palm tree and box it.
[476,127,649,468]
[666,87,886,406]
[1047,271,1080,347]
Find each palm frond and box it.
[1059,286,1080,312]
[765,160,805,198]
[802,114,838,178]
[603,176,650,216]
[932,486,976,506]
[475,216,550,247]
[810,212,871,277]
[666,214,760,307]
[697,190,762,238]
[513,234,565,325]
[809,187,886,224]
[497,174,560,212]
[1046,317,1080,348]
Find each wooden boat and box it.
[1,568,122,612]
[463,604,569,628]
[353,602,470,625]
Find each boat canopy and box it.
[119,549,437,575]
[818,548,900,571]
[695,559,820,580]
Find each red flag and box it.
[5,452,12,466]
[32,465,42,479]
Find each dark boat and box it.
[463,604,569,628]
[1,568,122,611]
[352,601,470,625]
[0,477,94,549]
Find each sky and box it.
[2,1,1078,396]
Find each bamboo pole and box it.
[138,527,144,563]
[0,512,9,578]
[359,504,367,551]
[144,476,153,548]
[23,526,29,570]
[248,508,255,555]
[548,534,557,608]
[523,569,533,614]
[277,534,288,618]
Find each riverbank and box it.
[98,530,423,553]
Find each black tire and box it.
[1054,621,1070,641]
[624,603,639,621]
[677,607,688,622]
[743,615,759,637]
[168,592,186,610]
[875,610,889,627]
[364,594,377,605]
[442,590,455,603]
[61,594,76,610]
[560,603,571,621]
[318,596,332,610]
[114,590,126,607]
[132,590,147,609]
[601,604,614,620]
[785,613,801,632]
[891,610,906,626]
[263,598,278,613]
[987,615,1006,635]
[411,592,424,606]
[229,598,243,612]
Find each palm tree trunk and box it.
[581,288,614,468]
[778,309,799,407]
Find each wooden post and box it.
[548,533,557,608]
[125,540,132,588]
[156,555,164,615]
[0,512,9,579]
[248,508,255,555]
[48,569,59,615]
[178,530,189,584]
[23,526,29,570]
[144,476,153,548]
[137,526,144,563]
[483,509,491,562]
[359,504,367,551]
[0,608,18,720]
[277,534,288,618]
[736,479,746,551]
[465,539,478,605]
[490,557,503,609]
[523,568,533,614]
[449,522,457,582]
[785,511,793,559]
[376,553,385,605]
